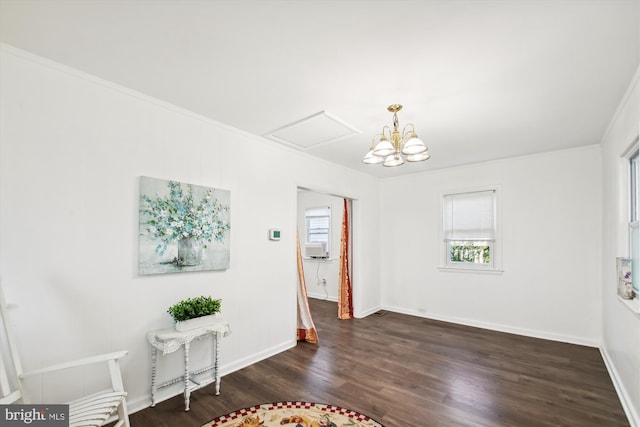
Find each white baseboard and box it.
[221,339,296,377]
[126,396,153,417]
[356,305,383,319]
[114,338,637,427]
[306,294,380,319]
[123,308,611,417]
[600,346,639,427]
[125,339,297,415]
[306,293,337,302]
[382,305,599,347]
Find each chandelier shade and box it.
[363,104,430,167]
[401,134,428,155]
[372,136,395,157]
[362,149,384,164]
[383,153,405,167]
[406,152,431,162]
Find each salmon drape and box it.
[338,198,354,319]
[296,230,319,343]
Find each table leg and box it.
[150,346,158,407]
[184,341,191,412]
[214,332,221,395]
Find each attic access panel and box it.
[264,111,360,150]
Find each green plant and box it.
[167,296,221,322]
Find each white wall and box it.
[600,66,640,426]
[380,145,603,346]
[296,190,344,302]
[3,41,636,421]
[0,45,381,411]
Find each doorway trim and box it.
[296,185,359,317]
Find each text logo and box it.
[1,405,68,426]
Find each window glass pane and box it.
[308,216,329,229]
[448,241,491,264]
[443,189,497,269]
[631,150,638,222]
[631,224,638,293]
[305,206,331,254]
[630,150,638,292]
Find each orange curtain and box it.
[296,230,319,343]
[338,198,354,319]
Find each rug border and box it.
[204,401,384,426]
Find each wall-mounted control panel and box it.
[269,228,281,241]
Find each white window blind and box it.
[443,190,496,241]
[306,207,331,246]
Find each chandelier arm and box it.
[381,125,391,139]
[402,123,416,140]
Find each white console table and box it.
[147,317,231,411]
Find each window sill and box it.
[438,266,504,275]
[617,296,640,318]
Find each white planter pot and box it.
[175,314,219,332]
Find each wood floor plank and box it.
[125,298,629,426]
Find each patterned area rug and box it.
[202,401,384,427]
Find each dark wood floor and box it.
[128,298,629,426]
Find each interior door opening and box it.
[296,187,354,321]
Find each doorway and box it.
[296,187,354,322]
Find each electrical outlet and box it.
[321,278,327,285]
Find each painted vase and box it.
[177,237,203,266]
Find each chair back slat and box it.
[0,282,24,403]
[0,389,23,404]
[0,282,130,426]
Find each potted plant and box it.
[168,295,222,332]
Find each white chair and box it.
[0,283,130,427]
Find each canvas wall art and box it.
[616,257,633,299]
[139,176,231,275]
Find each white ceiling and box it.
[1,0,638,178]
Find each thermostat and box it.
[269,229,281,241]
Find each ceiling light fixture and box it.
[362,104,430,167]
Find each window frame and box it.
[439,186,502,273]
[630,148,638,223]
[305,206,331,257]
[629,148,639,293]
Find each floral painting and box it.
[139,176,230,275]
[616,257,633,300]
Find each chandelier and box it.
[362,104,430,167]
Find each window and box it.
[629,149,638,294]
[305,206,331,256]
[630,149,638,222]
[442,189,498,270]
